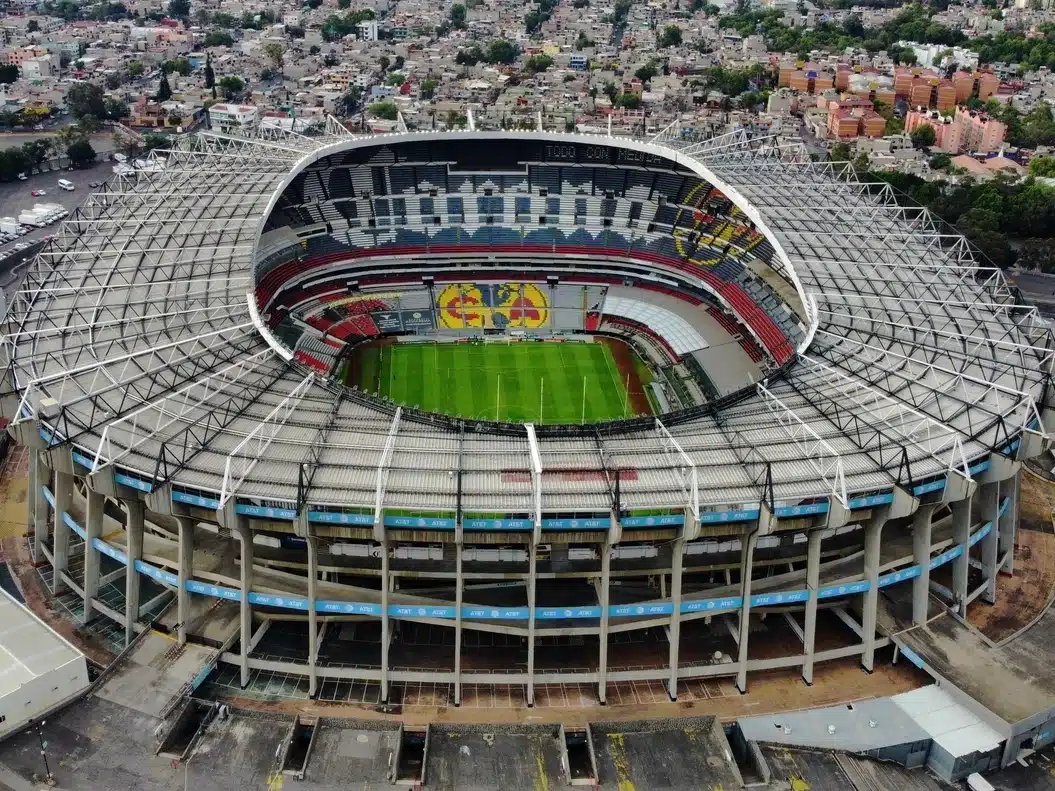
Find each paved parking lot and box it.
[0,159,114,272]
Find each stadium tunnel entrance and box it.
[250,134,809,426]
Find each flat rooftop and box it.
[0,585,83,697]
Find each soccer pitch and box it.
[350,341,645,424]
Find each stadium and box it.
[2,123,1053,770]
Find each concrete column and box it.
[51,471,73,594]
[123,499,145,645]
[999,472,1019,575]
[911,504,936,625]
[735,531,759,694]
[861,517,884,673]
[526,543,537,707]
[667,539,684,701]
[801,529,823,686]
[979,481,1000,605]
[597,543,611,704]
[176,518,193,645]
[380,539,390,703]
[235,523,254,688]
[28,447,48,563]
[306,535,319,697]
[82,489,104,623]
[453,538,463,706]
[950,498,971,618]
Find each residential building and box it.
[208,102,260,134]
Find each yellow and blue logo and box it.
[437,283,549,329]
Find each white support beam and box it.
[654,418,699,518]
[372,407,403,530]
[797,354,974,482]
[90,349,276,472]
[525,423,543,541]
[757,382,848,509]
[219,372,316,507]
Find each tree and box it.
[1018,238,1055,273]
[525,55,553,73]
[203,31,233,47]
[379,55,390,73]
[66,82,107,121]
[1028,156,1055,178]
[26,19,39,32]
[340,85,361,113]
[204,53,214,89]
[369,100,399,120]
[910,123,936,148]
[156,70,172,102]
[263,42,284,74]
[217,75,244,98]
[615,93,641,109]
[634,61,658,83]
[323,53,339,67]
[143,132,170,152]
[21,139,51,172]
[602,81,618,102]
[387,71,406,86]
[659,24,682,48]
[421,78,438,98]
[127,60,145,77]
[929,152,952,171]
[829,142,852,162]
[450,3,466,27]
[166,0,189,18]
[104,97,129,120]
[0,65,18,84]
[67,137,97,168]
[485,39,518,65]
[309,45,320,56]
[163,57,192,76]
[455,47,483,66]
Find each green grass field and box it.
[348,341,645,424]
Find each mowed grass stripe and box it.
[358,341,635,423]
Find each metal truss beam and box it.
[756,382,848,508]
[219,372,316,507]
[654,418,700,517]
[373,408,402,528]
[91,348,276,473]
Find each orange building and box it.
[978,72,1000,100]
[953,71,974,102]
[936,80,956,112]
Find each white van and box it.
[57,179,74,191]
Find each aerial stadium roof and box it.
[2,121,1050,525]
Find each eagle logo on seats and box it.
[437,283,549,329]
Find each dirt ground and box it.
[968,469,1055,644]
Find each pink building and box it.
[904,106,1006,154]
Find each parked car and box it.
[88,181,102,188]
[17,173,27,181]
[31,189,45,196]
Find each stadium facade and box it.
[1,124,1050,733]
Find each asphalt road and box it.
[1006,269,1055,301]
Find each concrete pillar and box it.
[51,471,73,594]
[306,535,319,697]
[951,498,971,618]
[735,531,759,694]
[801,529,823,686]
[861,517,884,673]
[380,538,390,703]
[911,504,936,625]
[453,537,463,706]
[235,523,253,688]
[123,499,145,645]
[999,472,1019,575]
[82,489,104,623]
[526,543,537,707]
[28,447,48,563]
[667,539,684,701]
[176,518,193,645]
[980,481,1000,605]
[598,543,611,704]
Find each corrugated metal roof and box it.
[891,686,1004,758]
